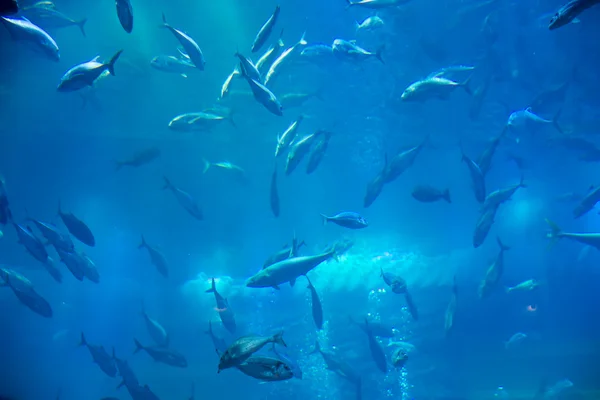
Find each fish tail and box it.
[106,50,123,76]
[160,12,168,27]
[375,45,385,64]
[552,108,565,134]
[78,332,87,347]
[133,338,144,354]
[443,188,452,203]
[272,331,287,347]
[320,214,329,225]
[138,235,146,249]
[461,75,473,96]
[309,340,321,355]
[497,237,510,252]
[298,31,307,46]
[202,158,211,174]
[77,18,87,37]
[345,0,354,9]
[306,275,313,289]
[205,277,216,293]
[162,176,172,190]
[545,218,562,245]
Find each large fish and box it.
[481,176,526,213]
[133,339,188,368]
[401,76,471,102]
[1,270,52,317]
[115,147,160,170]
[206,278,236,334]
[237,356,294,381]
[218,332,286,372]
[1,16,59,61]
[29,217,74,252]
[476,128,506,177]
[460,145,486,203]
[364,319,387,373]
[573,185,600,219]
[546,219,600,249]
[275,115,304,157]
[141,304,169,347]
[264,32,307,86]
[161,14,205,70]
[79,333,117,377]
[383,135,428,183]
[478,238,509,299]
[246,249,336,289]
[57,51,123,92]
[162,177,203,221]
[22,4,87,36]
[549,0,600,30]
[306,130,332,174]
[138,235,169,278]
[251,5,280,53]
[115,0,133,33]
[332,39,384,63]
[205,321,228,353]
[240,64,283,116]
[150,55,195,78]
[306,276,323,330]
[473,206,497,248]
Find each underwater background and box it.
[1,0,600,399]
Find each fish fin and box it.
[77,18,87,37]
[298,31,307,46]
[344,0,354,9]
[78,332,87,347]
[161,12,167,25]
[544,218,562,247]
[320,214,329,225]
[133,338,143,354]
[306,275,313,288]
[138,235,146,249]
[375,45,385,64]
[205,277,216,293]
[289,277,296,287]
[497,237,510,251]
[106,50,123,76]
[461,75,473,95]
[181,73,188,78]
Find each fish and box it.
[321,212,368,229]
[573,185,600,218]
[332,39,384,63]
[429,65,476,78]
[79,333,117,377]
[113,349,139,389]
[57,51,123,92]
[270,164,280,218]
[506,279,539,293]
[460,145,486,203]
[219,67,241,99]
[55,247,86,281]
[310,341,362,398]
[168,110,234,132]
[80,253,99,283]
[1,271,52,317]
[247,249,336,289]
[504,332,527,349]
[355,15,384,32]
[133,339,188,368]
[364,170,387,208]
[218,332,286,372]
[481,176,526,213]
[13,221,49,263]
[285,131,323,175]
[306,276,323,330]
[237,356,294,381]
[411,186,451,203]
[262,233,305,268]
[401,76,471,101]
[306,130,332,174]
[240,64,283,116]
[206,278,236,334]
[381,267,407,295]
[264,32,307,86]
[275,115,304,157]
[280,91,323,109]
[387,341,417,353]
[270,344,302,379]
[383,135,428,183]
[251,5,280,53]
[202,160,246,182]
[391,348,408,368]
[160,14,205,70]
[507,107,563,134]
[478,238,509,299]
[205,321,228,353]
[29,218,74,252]
[364,319,387,373]
[473,206,497,248]
[345,0,408,9]
[546,219,600,249]
[549,0,598,30]
[255,30,285,73]
[235,51,262,83]
[138,235,169,278]
[57,202,95,246]
[0,0,18,16]
[444,276,457,336]
[115,147,160,170]
[141,304,169,347]
[1,16,59,61]
[22,4,87,36]
[540,378,574,398]
[150,55,195,78]
[476,128,506,178]
[162,177,203,221]
[116,0,133,33]
[349,316,395,338]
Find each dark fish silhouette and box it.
[116,0,133,33]
[79,333,117,377]
[306,276,323,330]
[206,278,236,334]
[58,202,95,246]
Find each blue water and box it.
[1,0,600,399]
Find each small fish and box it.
[251,5,280,53]
[160,14,205,70]
[205,321,228,353]
[460,145,486,203]
[22,4,87,36]
[262,233,305,268]
[506,279,539,293]
[116,0,133,33]
[349,316,395,338]
[411,185,451,203]
[507,107,563,134]
[162,177,203,221]
[355,15,384,32]
[332,39,384,63]
[218,332,287,372]
[79,333,117,377]
[264,32,307,86]
[202,160,245,181]
[206,278,236,334]
[133,339,188,368]
[240,65,283,116]
[504,332,527,349]
[280,91,323,109]
[150,55,195,78]
[473,206,497,248]
[255,30,285,73]
[1,16,59,61]
[138,235,169,278]
[58,202,95,246]
[481,176,526,213]
[237,356,294,381]
[364,170,386,208]
[476,128,506,176]
[285,131,322,175]
[321,212,368,229]
[168,110,234,132]
[306,131,332,174]
[401,75,471,101]
[57,51,123,92]
[55,247,86,281]
[141,303,169,347]
[478,238,510,299]
[383,135,429,183]
[444,276,457,336]
[235,51,262,82]
[1,272,52,317]
[219,66,241,99]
